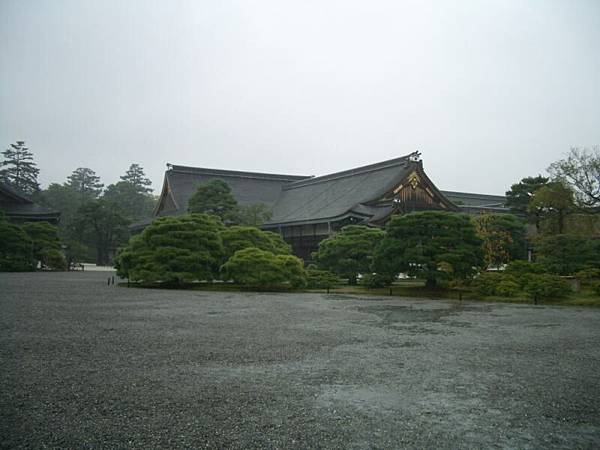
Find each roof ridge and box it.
[283,154,415,190]
[168,164,310,181]
[440,190,507,199]
[0,182,34,203]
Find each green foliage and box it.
[592,281,600,296]
[575,268,600,285]
[0,212,33,271]
[472,213,527,267]
[360,273,393,288]
[221,247,306,289]
[472,272,506,296]
[66,167,104,200]
[529,181,575,235]
[0,141,40,195]
[374,212,483,288]
[534,234,600,275]
[236,203,272,227]
[120,163,153,194]
[306,268,340,289]
[116,214,224,284]
[219,226,291,260]
[504,260,545,276]
[103,181,156,221]
[21,221,62,265]
[548,146,600,210]
[505,175,549,217]
[495,279,521,297]
[523,274,571,301]
[314,225,385,284]
[74,199,130,265]
[42,249,68,271]
[188,179,238,221]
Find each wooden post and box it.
[107,277,110,286]
[389,287,393,296]
[326,287,330,294]
[112,276,115,285]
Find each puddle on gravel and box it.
[356,303,487,327]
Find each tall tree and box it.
[528,181,575,235]
[0,141,40,195]
[548,146,600,210]
[73,199,130,265]
[314,225,385,284]
[21,222,62,266]
[120,163,153,194]
[374,212,483,288]
[472,214,527,268]
[187,179,238,222]
[505,175,549,230]
[103,181,156,221]
[66,167,104,200]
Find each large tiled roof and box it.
[440,190,509,213]
[0,182,60,221]
[158,165,310,215]
[266,155,418,225]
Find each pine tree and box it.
[66,167,104,199]
[0,141,40,195]
[120,163,153,194]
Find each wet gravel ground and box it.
[1,271,599,449]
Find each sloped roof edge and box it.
[283,154,414,190]
[168,164,310,182]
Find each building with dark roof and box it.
[152,152,509,260]
[0,182,60,224]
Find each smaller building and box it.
[0,182,60,224]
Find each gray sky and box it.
[1,0,599,195]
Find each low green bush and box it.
[42,249,68,271]
[306,269,340,289]
[504,260,545,276]
[472,272,505,296]
[575,268,600,285]
[495,279,520,297]
[523,274,571,302]
[360,273,394,288]
[592,281,600,296]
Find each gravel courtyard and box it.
[1,272,599,449]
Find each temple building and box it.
[151,152,509,260]
[0,182,60,225]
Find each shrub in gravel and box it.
[42,249,68,271]
[219,226,291,260]
[523,274,571,302]
[360,273,394,288]
[306,268,340,289]
[495,279,521,297]
[115,213,225,284]
[221,247,306,289]
[472,272,504,296]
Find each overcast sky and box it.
[1,0,599,195]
